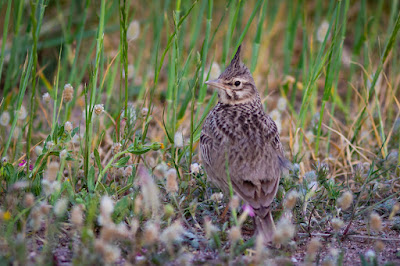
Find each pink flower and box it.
[242,204,255,217]
[19,160,26,167]
[29,165,33,171]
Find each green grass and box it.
[0,0,400,264]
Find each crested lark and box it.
[200,45,287,243]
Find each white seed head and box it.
[229,226,242,243]
[138,165,160,217]
[112,142,122,154]
[143,222,159,245]
[166,168,178,194]
[374,240,385,253]
[204,217,218,239]
[337,191,353,210]
[64,121,73,132]
[46,161,59,182]
[100,196,114,217]
[141,107,149,117]
[269,109,281,122]
[18,106,27,120]
[174,131,184,148]
[130,218,139,236]
[127,20,140,41]
[42,92,51,103]
[306,238,321,258]
[331,218,343,231]
[277,97,287,111]
[24,193,35,207]
[160,220,185,245]
[210,192,224,203]
[54,198,68,217]
[365,249,376,259]
[230,195,240,210]
[154,162,168,179]
[370,212,382,232]
[0,111,10,126]
[12,127,21,139]
[317,20,330,43]
[305,131,315,143]
[124,165,133,177]
[71,205,83,227]
[389,203,400,220]
[34,145,43,156]
[273,217,295,245]
[284,190,299,210]
[134,195,142,215]
[63,84,74,103]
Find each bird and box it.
[200,45,288,243]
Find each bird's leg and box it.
[220,204,230,221]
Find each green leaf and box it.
[87,166,95,193]
[112,195,132,223]
[115,156,129,168]
[94,148,102,171]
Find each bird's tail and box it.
[254,212,276,244]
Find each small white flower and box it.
[42,92,51,103]
[190,163,200,174]
[46,141,54,149]
[0,111,10,126]
[64,121,73,132]
[94,104,104,115]
[317,20,330,43]
[127,20,140,41]
[210,192,224,203]
[277,97,287,111]
[35,146,43,156]
[174,131,184,148]
[365,249,376,259]
[60,149,68,160]
[18,106,27,120]
[141,107,148,117]
[71,134,80,145]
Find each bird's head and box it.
[205,45,259,105]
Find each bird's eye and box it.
[234,81,241,86]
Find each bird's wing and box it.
[228,113,285,211]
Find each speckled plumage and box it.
[200,46,287,243]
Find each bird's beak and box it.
[205,79,229,90]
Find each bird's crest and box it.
[219,45,250,80]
